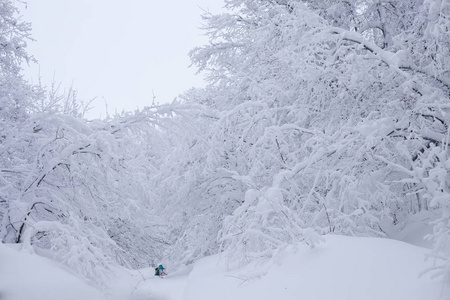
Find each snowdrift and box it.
[0,235,442,300]
[136,235,441,300]
[0,243,103,300]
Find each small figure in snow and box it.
[155,264,166,276]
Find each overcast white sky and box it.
[19,1,224,118]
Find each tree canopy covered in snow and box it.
[0,0,449,294]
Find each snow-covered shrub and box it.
[21,217,116,288]
[219,187,323,267]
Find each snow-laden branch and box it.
[328,27,411,78]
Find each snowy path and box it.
[131,276,187,300]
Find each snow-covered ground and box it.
[1,234,442,300]
[0,243,103,300]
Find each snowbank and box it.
[138,235,441,300]
[0,243,103,300]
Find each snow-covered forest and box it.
[0,0,449,299]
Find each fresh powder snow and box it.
[0,235,441,300]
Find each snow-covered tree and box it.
[0,0,39,123]
[0,104,186,287]
[186,0,450,285]
[1,0,449,292]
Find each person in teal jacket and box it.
[155,264,165,276]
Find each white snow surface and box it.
[1,235,441,300]
[0,243,103,300]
